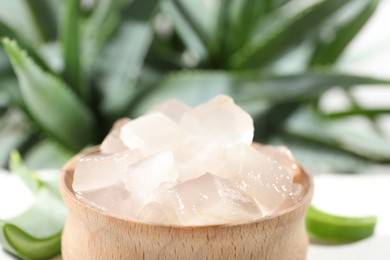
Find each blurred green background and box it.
[1,0,390,172]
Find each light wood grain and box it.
[60,146,313,260]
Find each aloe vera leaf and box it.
[2,224,61,260]
[309,0,379,67]
[130,70,390,116]
[83,0,122,66]
[230,0,353,69]
[85,0,121,41]
[0,20,50,72]
[218,0,267,58]
[9,150,42,193]
[8,150,62,198]
[324,108,390,119]
[0,156,64,259]
[286,108,390,162]
[264,0,290,12]
[0,44,12,76]
[130,71,236,116]
[269,136,369,173]
[24,139,74,169]
[161,0,207,61]
[97,0,159,119]
[0,188,65,259]
[0,112,31,167]
[169,0,218,56]
[306,205,377,243]
[0,0,42,44]
[61,0,84,99]
[25,0,57,41]
[2,38,95,151]
[0,77,25,110]
[8,189,65,236]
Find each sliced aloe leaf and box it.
[97,0,159,119]
[2,38,95,151]
[230,0,352,69]
[61,0,84,99]
[306,205,377,243]
[1,224,61,260]
[0,153,64,259]
[309,0,379,67]
[286,108,390,162]
[0,189,65,259]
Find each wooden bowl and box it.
[60,146,313,260]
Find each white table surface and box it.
[1,168,390,260]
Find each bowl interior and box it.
[61,146,313,225]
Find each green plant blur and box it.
[0,0,389,172]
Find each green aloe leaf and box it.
[2,38,95,151]
[0,111,32,167]
[230,0,353,69]
[270,136,369,173]
[324,107,390,119]
[61,0,84,99]
[10,150,62,197]
[131,70,390,116]
[24,139,74,169]
[9,150,42,193]
[264,0,289,12]
[286,107,390,162]
[309,0,379,67]
[161,0,207,61]
[98,0,160,119]
[172,0,219,37]
[0,0,43,44]
[0,150,65,259]
[1,223,61,260]
[168,0,219,56]
[217,0,266,57]
[83,0,123,66]
[0,19,50,72]
[130,71,240,116]
[25,0,57,42]
[0,188,65,259]
[0,77,25,110]
[306,205,377,243]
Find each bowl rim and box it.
[60,145,314,228]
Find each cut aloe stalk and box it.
[0,152,65,259]
[306,205,377,243]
